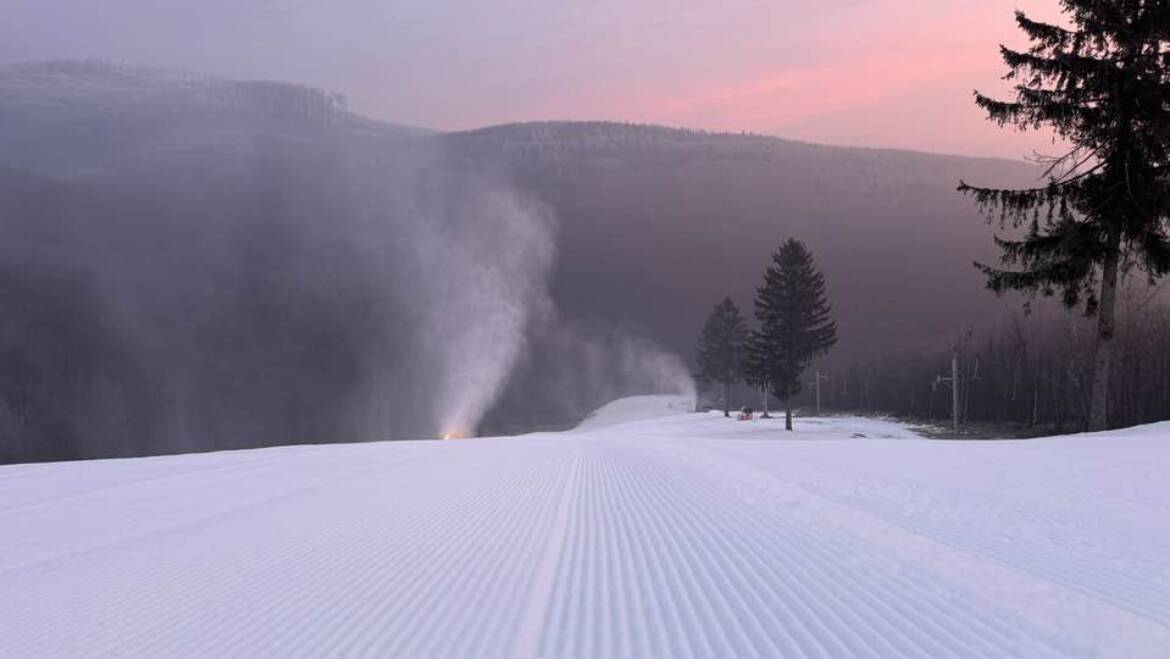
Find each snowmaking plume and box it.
[393,170,556,439]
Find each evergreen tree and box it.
[695,297,749,417]
[959,2,1170,431]
[749,238,838,430]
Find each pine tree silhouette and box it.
[747,239,837,430]
[959,2,1170,431]
[695,297,749,417]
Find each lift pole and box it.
[808,371,829,415]
[951,353,960,434]
[933,353,960,435]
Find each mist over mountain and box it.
[0,62,1039,461]
[444,122,1038,360]
[443,123,1040,431]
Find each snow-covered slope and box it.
[572,394,694,431]
[2,406,1168,656]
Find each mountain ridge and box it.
[446,119,1038,167]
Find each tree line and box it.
[825,290,1170,433]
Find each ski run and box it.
[2,395,1169,657]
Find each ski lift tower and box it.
[933,353,960,435]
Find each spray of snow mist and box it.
[412,186,556,438]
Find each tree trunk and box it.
[761,386,770,418]
[1089,239,1121,432]
[723,382,729,417]
[784,398,793,431]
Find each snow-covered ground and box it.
[2,396,1169,657]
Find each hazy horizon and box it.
[4,0,1065,160]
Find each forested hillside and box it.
[0,63,1050,460]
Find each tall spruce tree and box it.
[695,297,749,417]
[959,2,1170,432]
[748,238,838,430]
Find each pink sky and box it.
[5,0,1066,159]
[491,0,1065,159]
